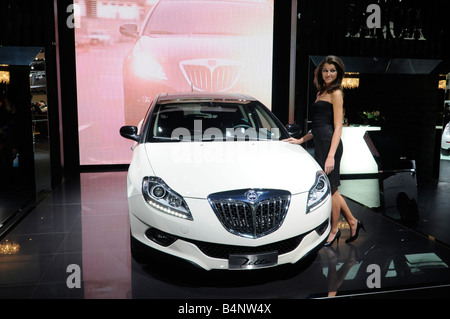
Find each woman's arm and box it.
[283,131,313,145]
[324,90,344,174]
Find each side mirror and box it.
[119,24,138,38]
[120,125,140,142]
[286,123,302,138]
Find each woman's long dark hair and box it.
[314,55,345,95]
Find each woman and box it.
[284,55,364,246]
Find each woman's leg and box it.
[327,189,358,243]
[336,192,358,237]
[327,188,341,243]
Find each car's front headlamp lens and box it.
[142,177,193,220]
[307,170,331,214]
[151,185,166,198]
[131,51,167,81]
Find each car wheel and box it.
[442,148,450,156]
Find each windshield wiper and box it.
[151,136,185,142]
[148,30,174,35]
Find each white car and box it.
[120,93,331,270]
[442,121,450,156]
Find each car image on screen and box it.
[120,0,274,126]
[120,92,331,270]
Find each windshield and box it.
[144,1,273,37]
[146,100,289,142]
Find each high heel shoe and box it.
[345,220,365,244]
[324,229,341,247]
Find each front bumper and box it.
[128,192,331,270]
[442,139,450,150]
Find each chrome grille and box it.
[208,189,291,239]
[179,58,243,92]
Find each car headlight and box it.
[142,177,193,220]
[306,170,331,214]
[131,51,167,81]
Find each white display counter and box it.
[340,125,381,175]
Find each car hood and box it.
[134,34,272,80]
[137,33,271,59]
[143,141,321,198]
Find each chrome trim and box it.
[208,189,291,239]
[179,58,243,92]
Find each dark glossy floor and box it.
[1,169,450,299]
[415,158,450,246]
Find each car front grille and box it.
[179,58,243,92]
[208,189,291,239]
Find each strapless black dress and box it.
[310,100,343,188]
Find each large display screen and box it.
[74,0,274,165]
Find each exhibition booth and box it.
[0,0,450,301]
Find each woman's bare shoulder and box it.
[330,89,343,104]
[330,89,343,99]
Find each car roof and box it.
[155,92,257,104]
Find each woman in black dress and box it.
[284,55,364,246]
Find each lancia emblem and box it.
[207,59,217,68]
[245,190,259,203]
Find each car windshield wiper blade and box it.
[148,30,174,35]
[201,137,227,142]
[151,136,186,142]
